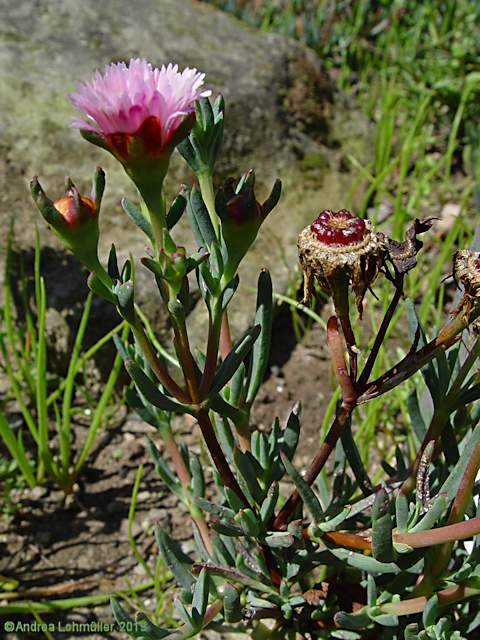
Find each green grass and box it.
[0,230,129,496]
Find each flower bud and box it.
[216,170,281,279]
[31,168,105,274]
[297,209,385,316]
[53,193,96,227]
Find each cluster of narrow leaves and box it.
[113,295,480,638]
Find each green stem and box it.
[147,192,166,255]
[0,581,154,614]
[128,464,154,580]
[36,278,58,483]
[380,583,480,616]
[0,338,39,442]
[60,292,93,480]
[198,172,219,236]
[73,324,130,478]
[46,321,126,407]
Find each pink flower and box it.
[69,59,210,159]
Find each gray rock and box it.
[0,0,370,351]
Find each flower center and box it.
[311,210,366,245]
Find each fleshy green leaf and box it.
[147,437,183,500]
[191,568,210,627]
[281,453,323,522]
[156,529,195,590]
[186,187,216,248]
[122,197,154,241]
[223,584,242,623]
[371,489,393,562]
[166,193,187,230]
[246,270,273,405]
[210,325,261,395]
[125,360,192,414]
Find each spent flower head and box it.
[453,250,480,299]
[452,249,480,325]
[298,209,385,316]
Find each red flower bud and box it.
[53,194,97,227]
[31,169,105,274]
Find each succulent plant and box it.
[32,62,480,639]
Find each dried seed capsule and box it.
[297,209,386,316]
[453,250,480,300]
[452,250,480,327]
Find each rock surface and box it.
[0,0,370,347]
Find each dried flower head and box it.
[453,250,480,300]
[69,59,211,160]
[298,210,385,315]
[452,250,480,329]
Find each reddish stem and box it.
[327,316,357,403]
[358,308,479,403]
[220,313,233,360]
[429,440,480,579]
[196,409,248,505]
[199,312,222,398]
[357,276,404,390]
[133,327,190,402]
[273,317,358,530]
[164,431,213,555]
[393,514,480,548]
[273,402,354,529]
[164,431,191,488]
